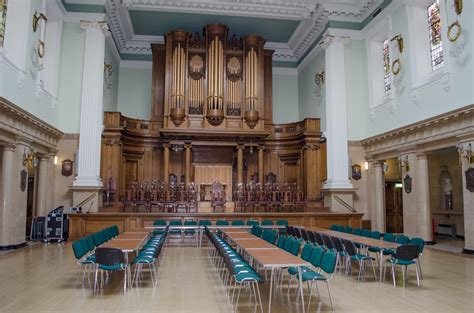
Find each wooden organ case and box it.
[101,24,327,212]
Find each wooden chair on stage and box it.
[244,183,257,212]
[135,189,149,212]
[211,181,226,212]
[148,190,161,212]
[175,182,189,213]
[233,183,245,212]
[187,182,198,213]
[294,190,306,212]
[269,189,282,212]
[122,189,136,212]
[282,190,294,212]
[256,185,269,212]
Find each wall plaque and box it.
[466,167,474,192]
[351,164,362,180]
[62,159,73,177]
[403,174,412,194]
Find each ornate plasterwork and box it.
[361,105,474,158]
[0,97,63,150]
[323,0,383,21]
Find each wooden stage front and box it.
[67,212,363,240]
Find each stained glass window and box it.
[428,0,444,71]
[383,38,391,93]
[0,0,7,47]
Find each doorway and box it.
[26,176,35,239]
[385,181,403,233]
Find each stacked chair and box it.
[205,227,263,313]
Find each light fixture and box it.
[395,183,403,188]
[314,70,325,86]
[54,156,58,165]
[32,11,47,32]
[457,143,473,165]
[398,155,410,172]
[364,161,369,170]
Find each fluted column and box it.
[184,143,192,186]
[416,153,432,242]
[258,145,264,184]
[73,21,108,188]
[0,144,16,246]
[373,161,385,232]
[163,144,170,183]
[237,145,244,184]
[322,36,352,190]
[460,138,474,253]
[36,155,50,216]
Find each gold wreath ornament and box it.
[391,59,401,76]
[447,21,461,42]
[37,40,45,58]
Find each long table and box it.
[222,229,310,313]
[306,226,399,281]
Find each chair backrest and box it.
[169,220,182,226]
[276,235,286,248]
[153,220,167,226]
[332,237,345,253]
[336,225,345,232]
[309,246,325,268]
[184,220,197,226]
[342,239,358,256]
[231,220,245,226]
[216,220,229,226]
[300,243,313,262]
[321,234,334,250]
[330,225,338,231]
[353,228,362,236]
[246,220,259,226]
[307,231,316,244]
[361,229,371,238]
[290,239,301,256]
[409,237,425,254]
[95,247,125,266]
[383,233,396,242]
[293,227,302,239]
[199,220,212,226]
[300,229,309,241]
[395,235,410,245]
[283,237,293,252]
[344,226,353,233]
[394,244,419,261]
[315,232,324,246]
[261,220,273,226]
[84,236,95,251]
[370,231,382,239]
[321,251,337,274]
[79,238,90,253]
[72,241,86,260]
[276,220,289,226]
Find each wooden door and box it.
[385,182,403,233]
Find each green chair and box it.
[370,231,382,239]
[246,220,259,226]
[276,235,287,248]
[409,237,425,278]
[343,226,353,233]
[353,228,362,236]
[153,220,167,235]
[336,225,345,232]
[198,220,212,226]
[216,220,229,226]
[287,243,314,285]
[231,220,245,226]
[330,225,338,231]
[303,251,337,310]
[72,241,95,286]
[168,220,182,237]
[361,229,371,238]
[395,235,410,244]
[276,220,289,234]
[183,220,198,235]
[261,220,274,226]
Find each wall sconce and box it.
[398,155,410,172]
[32,11,47,32]
[314,70,325,86]
[22,149,39,168]
[457,143,473,165]
[391,34,404,53]
[54,156,58,165]
[364,161,369,170]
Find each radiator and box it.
[437,223,456,237]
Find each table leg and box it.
[298,266,305,312]
[268,267,274,313]
[379,250,384,282]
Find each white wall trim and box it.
[106,36,121,65]
[272,67,298,76]
[63,12,106,23]
[119,60,152,69]
[65,0,106,5]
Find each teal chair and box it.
[231,220,245,226]
[153,220,167,235]
[261,220,274,226]
[303,251,337,310]
[330,225,338,231]
[343,226,353,233]
[276,220,289,234]
[72,241,96,286]
[246,220,259,226]
[336,225,345,232]
[409,237,425,278]
[287,243,314,287]
[361,229,371,238]
[183,220,197,235]
[169,220,182,237]
[289,238,301,256]
[370,231,382,239]
[369,232,395,255]
[395,235,410,244]
[276,235,287,248]
[216,220,229,226]
[198,220,212,227]
[353,228,362,236]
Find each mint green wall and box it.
[117,67,152,120]
[0,0,58,127]
[57,23,85,133]
[298,50,325,130]
[345,40,369,140]
[272,74,299,124]
[365,2,474,137]
[103,42,119,112]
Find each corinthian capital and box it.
[80,20,109,34]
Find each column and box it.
[322,36,352,190]
[163,144,170,183]
[373,161,385,232]
[416,153,433,242]
[184,143,192,186]
[237,145,244,184]
[36,155,50,216]
[258,145,264,184]
[460,138,474,253]
[73,21,108,188]
[0,144,16,247]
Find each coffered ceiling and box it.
[62,0,393,65]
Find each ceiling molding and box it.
[121,0,317,20]
[66,0,106,4]
[272,67,298,76]
[120,60,153,69]
[323,0,383,22]
[64,12,106,23]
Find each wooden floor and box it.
[0,242,473,312]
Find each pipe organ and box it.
[162,24,267,130]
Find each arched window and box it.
[0,0,7,47]
[428,0,444,71]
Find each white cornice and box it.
[63,12,106,23]
[324,0,383,23]
[65,0,106,4]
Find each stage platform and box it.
[67,212,363,240]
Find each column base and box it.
[462,248,474,255]
[321,188,356,213]
[322,179,353,190]
[73,176,103,187]
[0,242,27,251]
[69,186,104,213]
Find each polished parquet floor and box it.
[0,241,473,312]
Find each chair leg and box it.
[306,281,313,313]
[93,267,99,293]
[391,264,396,287]
[234,283,242,313]
[402,266,406,287]
[326,281,334,310]
[415,264,420,286]
[255,282,263,313]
